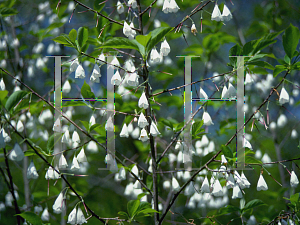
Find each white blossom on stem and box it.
[77,148,87,163]
[162,0,180,13]
[53,192,65,214]
[67,207,77,224]
[199,87,208,99]
[232,184,243,199]
[75,64,85,79]
[160,39,170,56]
[128,0,137,8]
[8,143,24,161]
[139,128,149,142]
[290,171,299,188]
[59,154,68,168]
[257,174,268,191]
[111,70,122,85]
[211,3,222,21]
[222,4,233,21]
[201,176,210,193]
[279,87,289,105]
[212,179,223,197]
[41,207,49,221]
[27,161,39,179]
[120,123,129,138]
[76,207,87,224]
[16,120,24,132]
[138,112,149,128]
[202,111,214,126]
[138,92,149,109]
[191,23,197,36]
[105,116,114,131]
[150,121,160,137]
[70,157,80,171]
[117,1,124,14]
[62,80,71,94]
[70,58,79,72]
[172,177,180,191]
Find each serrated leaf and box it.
[16,212,42,225]
[5,91,29,112]
[146,27,173,54]
[242,199,266,213]
[77,27,88,50]
[273,65,287,77]
[282,24,300,59]
[69,29,77,43]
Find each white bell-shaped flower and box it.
[222,4,232,22]
[8,143,24,161]
[62,130,70,144]
[133,180,141,189]
[211,3,222,21]
[129,22,136,39]
[117,1,124,14]
[191,23,197,36]
[86,141,98,153]
[291,129,298,139]
[139,128,149,142]
[70,157,80,171]
[232,184,243,199]
[45,166,60,180]
[77,148,87,163]
[70,58,79,72]
[277,114,287,127]
[127,72,139,86]
[90,64,101,83]
[138,112,149,128]
[279,87,289,105]
[221,86,228,99]
[290,171,299,188]
[241,172,251,188]
[27,161,39,179]
[130,165,139,177]
[16,120,24,132]
[111,70,122,85]
[0,78,5,90]
[120,123,129,138]
[212,179,223,197]
[75,64,85,79]
[41,207,49,221]
[67,207,77,224]
[199,87,208,99]
[226,173,235,188]
[202,111,214,126]
[160,39,170,56]
[131,127,140,139]
[52,192,66,214]
[243,137,253,150]
[150,48,162,64]
[72,131,80,143]
[118,167,126,180]
[110,56,120,68]
[162,0,180,13]
[201,176,210,193]
[62,80,71,94]
[123,21,132,37]
[76,207,87,224]
[90,115,96,126]
[227,82,236,98]
[105,116,114,131]
[221,155,227,164]
[172,177,180,191]
[184,182,195,196]
[138,92,149,109]
[128,0,137,8]
[257,174,268,191]
[98,53,105,64]
[150,121,160,137]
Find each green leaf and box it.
[146,27,173,54]
[192,120,204,138]
[0,7,18,17]
[94,0,105,11]
[77,27,89,50]
[252,39,276,55]
[136,34,152,47]
[69,29,77,43]
[99,37,141,51]
[52,34,76,48]
[80,120,90,132]
[16,212,43,225]
[0,90,8,102]
[290,193,299,204]
[118,211,129,219]
[273,65,287,77]
[243,40,259,55]
[136,208,158,216]
[222,145,233,159]
[282,24,300,59]
[246,61,274,70]
[46,134,55,155]
[242,199,266,213]
[81,81,95,104]
[127,200,140,218]
[62,101,88,107]
[5,91,29,112]
[216,205,240,216]
[245,156,262,164]
[229,44,242,68]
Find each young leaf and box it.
[69,29,77,43]
[52,34,76,48]
[81,80,95,102]
[282,24,300,60]
[273,65,287,77]
[5,90,29,112]
[127,200,140,218]
[146,27,173,54]
[77,27,89,50]
[221,145,233,159]
[241,199,266,213]
[16,212,43,225]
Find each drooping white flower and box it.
[62,130,70,144]
[202,111,214,126]
[45,166,60,180]
[291,129,298,139]
[0,78,5,90]
[138,112,149,128]
[150,121,160,137]
[201,176,210,193]
[279,87,289,105]
[67,207,77,224]
[90,64,101,83]
[89,115,96,126]
[111,70,122,85]
[191,23,197,36]
[127,72,139,86]
[243,137,252,150]
[232,184,243,199]
[76,207,87,224]
[86,141,98,153]
[8,143,24,161]
[116,1,124,14]
[118,167,126,180]
[131,127,140,139]
[222,4,232,22]
[211,3,222,21]
[70,157,80,171]
[172,177,180,191]
[120,123,129,138]
[75,64,85,79]
[150,48,162,64]
[139,128,149,142]
[105,116,114,131]
[133,180,141,189]
[221,86,228,99]
[227,82,236,98]
[16,120,24,132]
[110,56,120,68]
[72,131,80,143]
[130,165,139,177]
[138,92,149,109]
[290,171,299,188]
[175,141,183,151]
[27,161,39,179]
[62,80,71,94]
[212,179,223,197]
[221,155,227,164]
[199,87,208,99]
[184,182,195,196]
[162,0,180,13]
[277,114,287,127]
[123,21,132,37]
[257,174,268,191]
[241,172,251,188]
[160,39,170,56]
[128,0,137,8]
[77,148,87,163]
[41,207,49,221]
[129,22,137,39]
[52,192,66,214]
[226,173,235,188]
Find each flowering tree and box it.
[0,0,300,224]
